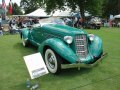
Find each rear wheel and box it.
[22,37,28,47]
[45,48,61,74]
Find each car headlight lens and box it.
[89,34,94,41]
[64,36,73,44]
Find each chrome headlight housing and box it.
[89,34,94,41]
[64,36,73,44]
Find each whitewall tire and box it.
[22,37,28,47]
[45,48,61,74]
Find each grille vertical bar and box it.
[74,35,88,58]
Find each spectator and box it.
[117,22,120,27]
[9,19,20,34]
[0,16,2,27]
[0,25,3,36]
[79,17,84,28]
[9,19,13,28]
[73,17,78,27]
[109,19,112,27]
[10,23,16,34]
[22,21,27,28]
[65,18,72,26]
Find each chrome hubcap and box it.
[48,54,55,69]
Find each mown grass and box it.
[0,27,120,90]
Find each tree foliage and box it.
[20,0,104,19]
[20,0,103,17]
[6,3,23,15]
[102,0,120,18]
[20,0,120,18]
[39,0,103,19]
[20,0,40,14]
[12,3,23,15]
[85,0,103,16]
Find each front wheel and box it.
[45,48,61,74]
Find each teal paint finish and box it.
[21,23,103,64]
[21,28,30,39]
[88,35,103,59]
[41,24,87,36]
[38,38,78,63]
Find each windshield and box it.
[91,17,101,22]
[39,17,65,25]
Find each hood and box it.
[41,24,87,36]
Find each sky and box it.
[0,0,21,6]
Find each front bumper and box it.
[95,23,101,26]
[61,53,107,69]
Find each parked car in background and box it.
[89,17,101,29]
[84,17,101,29]
[20,17,105,74]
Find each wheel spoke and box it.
[48,55,55,69]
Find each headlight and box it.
[64,36,73,44]
[89,34,94,41]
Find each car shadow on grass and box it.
[13,42,38,56]
[58,67,93,77]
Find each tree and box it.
[118,0,120,14]
[20,0,40,14]
[12,3,23,15]
[20,0,103,19]
[85,0,104,16]
[102,0,120,18]
[39,0,103,19]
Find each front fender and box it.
[21,28,29,39]
[89,35,103,57]
[38,38,78,63]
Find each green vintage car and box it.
[21,18,105,74]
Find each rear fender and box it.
[38,38,78,63]
[21,28,30,40]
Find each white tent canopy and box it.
[26,8,51,17]
[52,10,90,17]
[114,14,120,19]
[52,10,72,17]
[13,8,91,17]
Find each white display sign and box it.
[23,53,49,79]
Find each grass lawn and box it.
[0,27,120,90]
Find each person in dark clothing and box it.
[18,21,22,28]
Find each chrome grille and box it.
[74,35,88,58]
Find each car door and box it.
[30,27,38,42]
[36,26,47,44]
[31,26,44,45]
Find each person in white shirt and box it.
[11,22,21,34]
